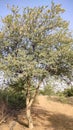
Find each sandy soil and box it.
[0,95,73,130]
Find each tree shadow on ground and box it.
[0,105,73,130]
[7,108,28,125]
[32,106,73,130]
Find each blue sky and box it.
[0,0,73,30]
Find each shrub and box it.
[40,85,54,96]
[63,87,73,97]
[0,87,26,110]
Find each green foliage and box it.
[0,87,26,109]
[0,2,73,106]
[56,91,67,103]
[63,87,73,97]
[40,85,54,96]
[7,91,26,109]
[56,87,73,104]
[56,87,73,98]
[0,3,73,78]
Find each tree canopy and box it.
[0,2,73,128]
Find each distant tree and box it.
[0,2,73,129]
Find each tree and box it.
[0,2,73,129]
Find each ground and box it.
[0,95,73,130]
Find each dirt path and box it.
[0,95,73,130]
[38,95,73,116]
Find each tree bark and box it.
[26,78,34,129]
[26,79,43,129]
[26,97,33,129]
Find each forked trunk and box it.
[26,79,42,129]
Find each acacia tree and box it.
[0,2,73,129]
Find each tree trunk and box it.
[26,97,33,129]
[26,106,33,129]
[26,79,43,129]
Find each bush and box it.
[0,87,26,110]
[63,87,73,97]
[40,85,54,96]
[56,91,64,97]
[56,87,73,104]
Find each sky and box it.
[0,0,73,30]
